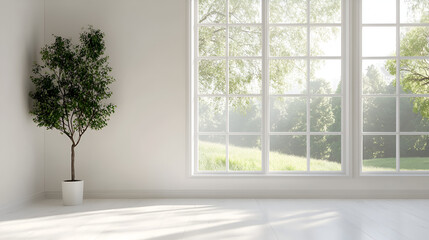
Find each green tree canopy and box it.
[30,27,116,180]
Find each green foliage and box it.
[363,65,395,94]
[310,0,341,23]
[377,11,429,160]
[29,26,116,146]
[198,60,226,94]
[401,0,429,23]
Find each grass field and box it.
[198,141,429,172]
[362,157,429,171]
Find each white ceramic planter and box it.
[62,180,84,206]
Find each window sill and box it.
[191,172,348,177]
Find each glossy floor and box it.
[1,199,429,240]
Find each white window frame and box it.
[190,0,351,176]
[359,0,429,176]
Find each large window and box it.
[361,0,429,173]
[192,0,345,175]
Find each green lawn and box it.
[363,157,429,171]
[198,141,429,172]
[198,141,341,171]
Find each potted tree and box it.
[29,27,116,205]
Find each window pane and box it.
[270,59,307,94]
[363,135,396,172]
[310,59,341,94]
[199,26,226,57]
[400,135,429,171]
[400,0,429,23]
[229,0,262,23]
[363,97,396,132]
[270,97,307,132]
[362,27,396,57]
[229,97,262,132]
[198,0,226,23]
[400,60,429,94]
[310,27,341,56]
[400,27,429,57]
[310,0,341,23]
[362,0,396,23]
[229,135,262,171]
[270,0,307,23]
[270,135,307,171]
[198,60,226,94]
[270,27,307,57]
[199,97,226,132]
[401,97,429,132]
[310,135,341,171]
[198,135,226,171]
[229,26,262,56]
[229,59,262,94]
[310,97,341,132]
[362,60,396,95]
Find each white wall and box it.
[43,0,429,198]
[0,0,45,210]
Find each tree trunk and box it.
[71,144,76,181]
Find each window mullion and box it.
[262,0,269,174]
[306,0,311,172]
[226,0,230,173]
[395,0,400,173]
[193,0,198,174]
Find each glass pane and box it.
[199,97,226,132]
[270,59,307,94]
[400,0,429,23]
[362,60,396,95]
[229,0,262,23]
[229,59,262,94]
[198,135,226,171]
[400,135,429,171]
[310,59,341,94]
[310,0,341,23]
[363,135,396,171]
[362,27,396,57]
[198,0,226,23]
[229,26,262,56]
[270,27,307,57]
[229,135,262,171]
[310,135,342,171]
[310,97,341,132]
[362,0,396,23]
[400,60,429,94]
[310,27,341,56]
[199,26,226,57]
[363,97,396,132]
[198,60,226,94]
[229,97,262,132]
[400,27,429,57]
[270,135,307,171]
[270,97,306,132]
[270,0,307,23]
[401,97,429,132]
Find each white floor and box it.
[1,199,429,240]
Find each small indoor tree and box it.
[29,27,116,182]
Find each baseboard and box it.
[0,191,45,214]
[44,189,429,199]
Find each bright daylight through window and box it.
[192,0,345,175]
[361,0,429,173]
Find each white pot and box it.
[62,180,84,206]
